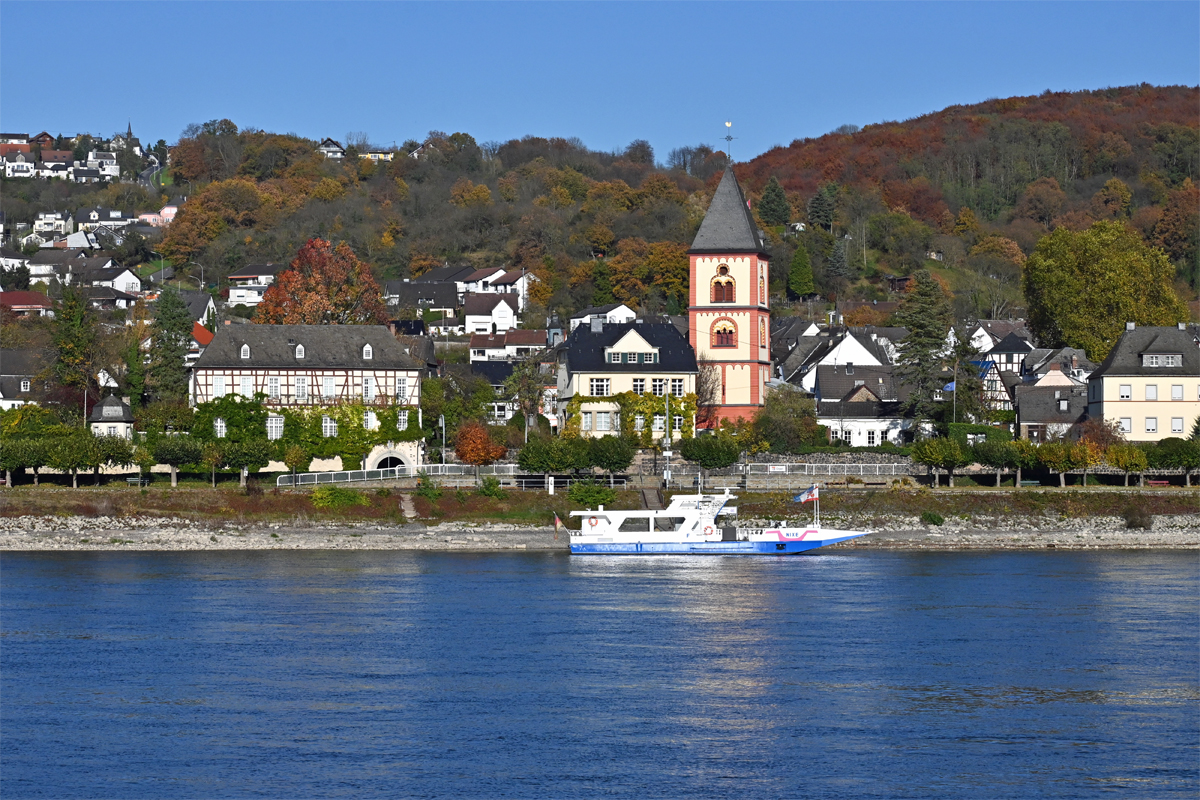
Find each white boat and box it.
[567,487,870,555]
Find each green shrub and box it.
[568,479,616,507]
[375,487,391,497]
[414,470,442,501]
[920,510,945,526]
[310,486,370,509]
[477,475,505,499]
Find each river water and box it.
[2,550,1196,799]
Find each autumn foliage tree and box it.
[256,238,388,325]
[454,420,508,481]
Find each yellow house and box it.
[1086,323,1200,442]
[557,319,697,440]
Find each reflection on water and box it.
[2,550,1196,799]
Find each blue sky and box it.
[2,1,1196,160]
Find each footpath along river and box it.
[1,549,1196,799]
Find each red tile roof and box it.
[192,321,214,346]
[0,291,53,308]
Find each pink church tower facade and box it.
[688,167,771,427]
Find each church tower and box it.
[688,166,771,426]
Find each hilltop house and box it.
[463,293,518,334]
[227,264,281,307]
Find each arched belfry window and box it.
[711,319,737,348]
[710,265,735,303]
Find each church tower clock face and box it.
[687,166,770,426]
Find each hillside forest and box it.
[2,84,1197,328]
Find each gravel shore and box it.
[1,513,1196,551]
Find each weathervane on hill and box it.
[722,120,735,163]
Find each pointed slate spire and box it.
[689,166,765,254]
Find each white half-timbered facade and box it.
[190,324,423,409]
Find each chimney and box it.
[590,317,603,333]
[1178,322,1186,330]
[1125,322,1135,331]
[1071,354,1078,369]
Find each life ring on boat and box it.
[588,517,599,527]
[703,526,714,536]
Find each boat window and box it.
[654,517,686,532]
[618,517,650,532]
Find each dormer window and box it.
[363,344,373,360]
[295,344,305,359]
[240,344,250,359]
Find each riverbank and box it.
[1,513,1195,551]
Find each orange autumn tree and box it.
[255,238,388,325]
[454,420,508,480]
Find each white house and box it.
[227,264,281,307]
[4,154,36,179]
[461,267,508,295]
[490,269,539,312]
[87,395,136,439]
[789,329,892,392]
[813,364,913,446]
[464,293,518,334]
[317,138,345,159]
[33,212,74,235]
[75,207,136,232]
[86,151,120,179]
[468,330,548,362]
[568,303,637,331]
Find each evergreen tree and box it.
[148,289,192,401]
[894,270,954,425]
[807,183,838,232]
[827,240,850,280]
[52,286,99,394]
[788,245,815,298]
[758,176,791,227]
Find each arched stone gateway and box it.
[365,442,421,472]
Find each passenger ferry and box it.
[567,487,870,555]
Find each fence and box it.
[277,467,413,487]
[745,462,912,476]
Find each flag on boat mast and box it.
[793,485,819,504]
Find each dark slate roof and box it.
[569,303,628,319]
[87,394,134,423]
[77,266,128,284]
[193,325,423,370]
[0,246,26,261]
[991,331,1034,354]
[412,264,475,284]
[84,286,136,302]
[815,364,899,402]
[1024,347,1097,377]
[563,321,697,374]
[975,318,1032,342]
[688,166,766,254]
[817,399,906,420]
[471,361,515,387]
[0,349,47,402]
[1089,325,1200,379]
[463,293,517,316]
[178,290,213,321]
[391,320,427,336]
[394,334,436,368]
[28,248,87,265]
[384,281,458,308]
[1015,385,1088,426]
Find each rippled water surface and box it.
[2,550,1196,799]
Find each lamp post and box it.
[186,261,206,291]
[149,250,165,287]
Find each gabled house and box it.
[967,319,1033,353]
[0,246,28,271]
[190,324,426,471]
[179,290,217,325]
[77,265,141,294]
[33,212,74,235]
[469,330,548,362]
[464,293,518,334]
[568,303,636,331]
[489,269,539,312]
[461,267,508,295]
[557,319,697,440]
[785,328,894,391]
[813,364,912,446]
[1016,381,1088,442]
[227,264,281,307]
[75,207,136,232]
[83,286,137,311]
[1024,347,1096,384]
[988,331,1035,374]
[4,153,36,179]
[0,349,48,409]
[316,138,345,159]
[971,359,1012,411]
[1086,322,1200,442]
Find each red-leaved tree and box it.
[255,238,388,325]
[454,420,508,482]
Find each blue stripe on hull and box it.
[570,535,862,555]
